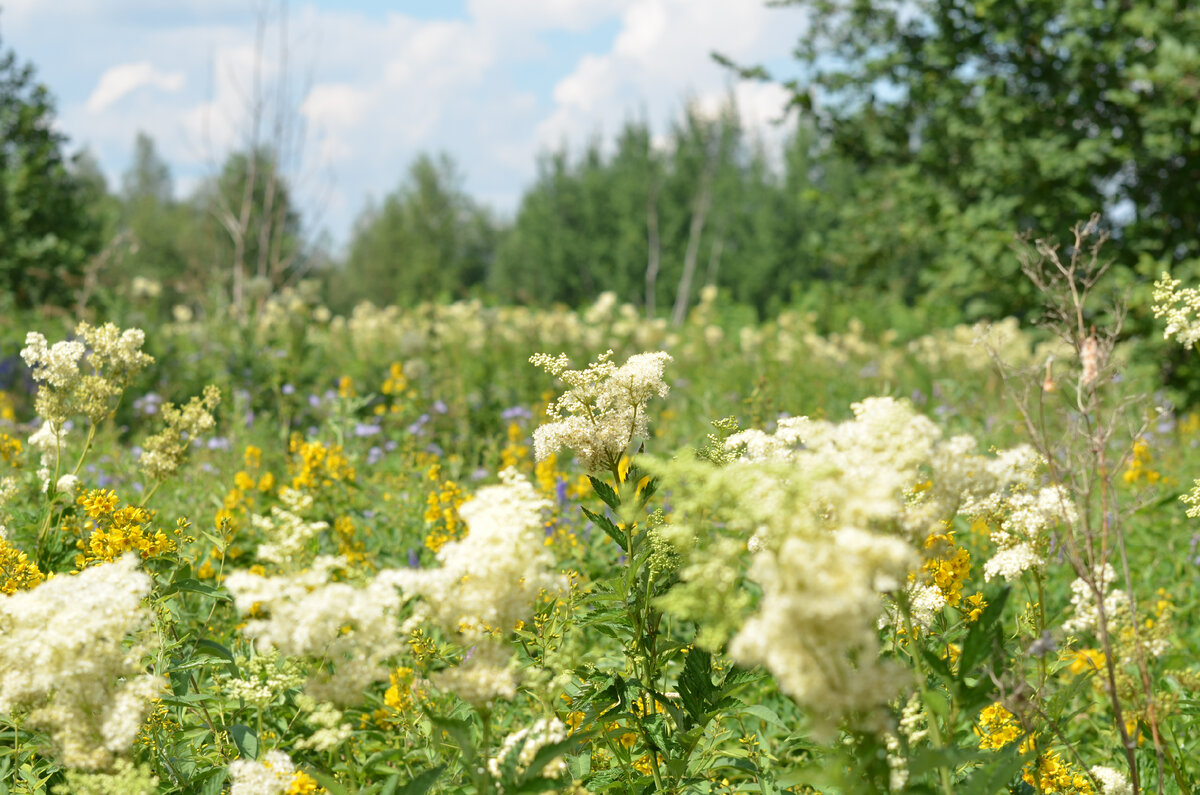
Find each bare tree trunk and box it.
[671,173,713,327]
[645,176,661,318]
[704,224,726,288]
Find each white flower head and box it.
[531,350,672,471]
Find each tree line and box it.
[6,0,1200,332]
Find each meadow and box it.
[2,227,1200,795]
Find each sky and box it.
[1,0,803,250]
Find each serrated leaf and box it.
[678,648,715,723]
[229,725,258,759]
[588,475,621,510]
[581,505,627,551]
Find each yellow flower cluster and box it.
[424,463,465,553]
[922,534,972,607]
[289,435,355,490]
[381,362,408,396]
[0,536,45,595]
[1022,750,1094,794]
[535,452,560,497]
[0,433,22,466]
[224,445,276,517]
[976,702,1022,750]
[74,488,178,569]
[1123,438,1161,486]
[500,422,530,472]
[285,771,321,795]
[333,515,366,563]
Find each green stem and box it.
[901,608,954,795]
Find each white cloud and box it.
[85,62,185,113]
[20,0,800,248]
[536,0,799,148]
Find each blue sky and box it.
[2,0,801,249]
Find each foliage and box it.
[0,35,102,310]
[754,0,1200,320]
[336,153,498,308]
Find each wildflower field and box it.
[4,227,1200,795]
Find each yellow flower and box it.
[1067,648,1105,676]
[244,445,263,470]
[78,488,120,518]
[976,702,1022,750]
[0,537,44,594]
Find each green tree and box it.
[0,36,102,308]
[749,0,1200,319]
[116,132,192,289]
[196,145,305,312]
[340,153,497,307]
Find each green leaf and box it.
[229,725,258,759]
[959,746,1025,795]
[395,766,445,795]
[163,578,230,601]
[193,639,236,663]
[310,771,350,795]
[588,475,621,510]
[960,587,1010,677]
[738,704,788,731]
[581,506,627,551]
[677,648,715,723]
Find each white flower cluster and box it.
[1090,765,1133,795]
[225,557,404,705]
[964,484,1074,582]
[1153,271,1200,348]
[293,700,352,752]
[20,334,86,389]
[531,350,672,471]
[1062,563,1127,637]
[217,649,303,708]
[228,750,303,795]
[252,490,329,568]
[28,420,69,494]
[383,469,562,704]
[486,717,568,781]
[0,554,161,769]
[681,397,1075,732]
[21,323,154,425]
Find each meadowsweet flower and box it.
[1090,766,1132,795]
[381,469,562,704]
[0,554,161,769]
[531,350,672,472]
[229,750,320,795]
[139,385,221,480]
[487,717,568,781]
[22,323,153,425]
[252,504,329,569]
[225,556,404,705]
[294,700,352,752]
[1153,271,1200,347]
[217,649,303,708]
